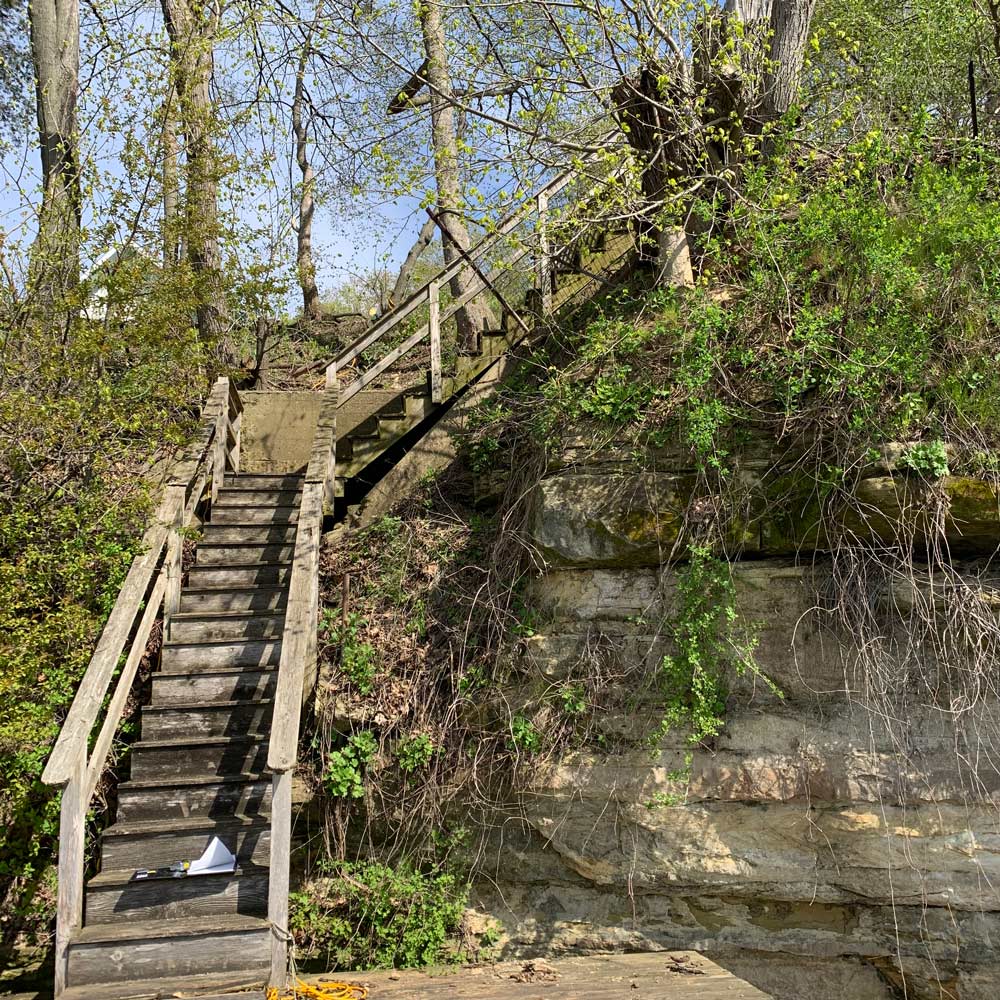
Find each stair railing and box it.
[266,377,338,987]
[40,376,243,997]
[322,147,631,406]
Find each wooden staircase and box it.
[42,151,636,1000]
[59,473,304,998]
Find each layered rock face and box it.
[470,440,1000,1000]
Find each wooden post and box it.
[537,191,552,316]
[428,280,442,403]
[268,767,293,989]
[163,485,185,617]
[230,408,242,473]
[211,405,227,505]
[53,754,86,997]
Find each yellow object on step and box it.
[267,978,368,1000]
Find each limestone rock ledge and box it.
[474,541,1000,998]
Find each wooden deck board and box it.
[305,953,772,999]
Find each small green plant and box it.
[509,714,542,753]
[396,733,438,773]
[324,730,378,799]
[578,366,651,424]
[900,440,949,478]
[559,683,587,717]
[290,861,468,969]
[329,612,377,693]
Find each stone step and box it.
[196,541,296,566]
[141,700,274,740]
[166,611,285,644]
[116,774,271,823]
[85,864,268,925]
[179,587,288,614]
[210,505,300,525]
[186,563,292,590]
[201,522,298,545]
[214,487,303,506]
[161,637,281,671]
[66,916,269,989]
[100,815,271,870]
[130,736,270,781]
[151,666,277,706]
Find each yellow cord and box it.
[266,978,368,1000]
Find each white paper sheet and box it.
[187,836,237,875]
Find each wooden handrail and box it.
[267,379,337,988]
[42,376,243,997]
[322,144,626,389]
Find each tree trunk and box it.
[389,216,436,309]
[418,1,492,351]
[162,85,179,267]
[761,0,818,124]
[161,0,231,360]
[293,9,322,324]
[28,0,80,306]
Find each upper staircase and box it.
[41,153,637,999]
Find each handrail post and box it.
[211,402,227,505]
[537,191,552,316]
[268,767,293,989]
[428,280,442,404]
[53,754,85,997]
[163,485,186,617]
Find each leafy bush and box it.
[900,440,950,478]
[289,861,468,969]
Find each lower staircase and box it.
[61,473,303,998]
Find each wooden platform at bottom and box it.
[303,953,772,1000]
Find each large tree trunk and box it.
[293,9,322,323]
[162,85,179,267]
[28,0,80,306]
[161,0,231,360]
[761,0,819,124]
[419,1,492,350]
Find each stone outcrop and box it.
[469,440,1000,1000]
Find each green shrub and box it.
[289,861,468,969]
[324,731,378,799]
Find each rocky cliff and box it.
[468,436,1000,1000]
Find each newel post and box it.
[428,280,442,404]
[162,484,186,618]
[53,754,86,996]
[268,766,294,988]
[537,191,552,316]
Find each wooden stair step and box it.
[210,504,300,525]
[66,915,269,989]
[186,562,292,590]
[130,735,270,781]
[214,487,303,506]
[222,473,304,488]
[179,586,289,614]
[166,610,286,644]
[161,637,281,670]
[85,864,268,924]
[152,665,277,706]
[100,815,271,869]
[201,522,298,544]
[61,973,266,1000]
[196,541,296,566]
[142,699,274,739]
[116,774,271,823]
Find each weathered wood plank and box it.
[267,769,293,988]
[428,280,442,404]
[323,953,772,999]
[53,757,85,996]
